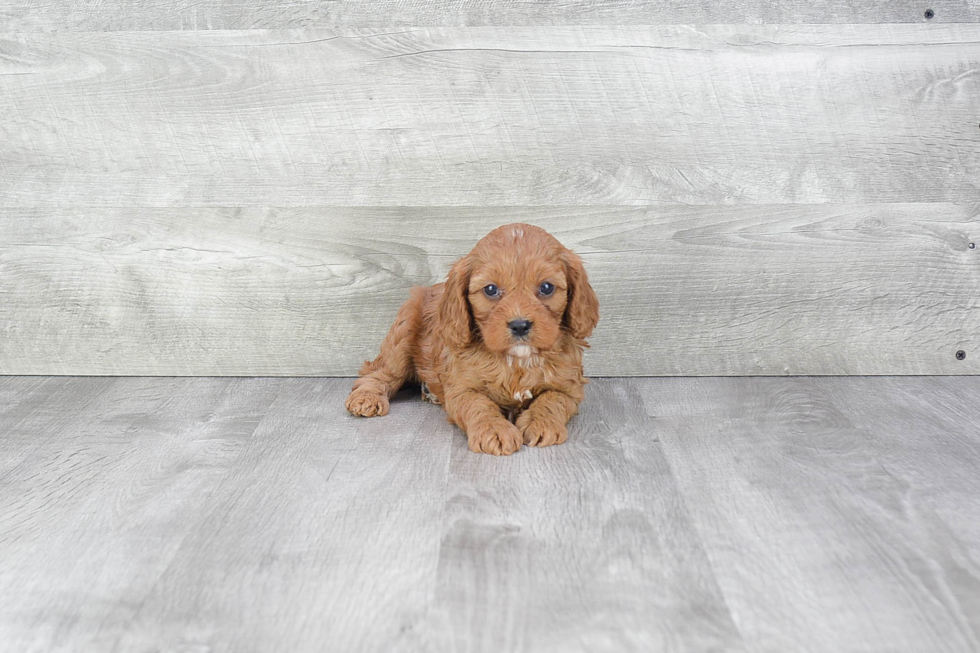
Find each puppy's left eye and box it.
[538,282,555,296]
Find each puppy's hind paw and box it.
[345,388,389,417]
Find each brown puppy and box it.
[345,223,599,455]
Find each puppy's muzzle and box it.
[508,319,532,339]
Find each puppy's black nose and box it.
[508,319,532,338]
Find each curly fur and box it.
[345,223,599,455]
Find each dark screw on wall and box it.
[956,350,967,360]
[924,8,935,18]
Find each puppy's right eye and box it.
[483,284,500,298]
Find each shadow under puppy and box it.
[346,223,599,455]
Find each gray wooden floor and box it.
[1,376,979,652]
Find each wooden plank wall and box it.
[1,7,978,376]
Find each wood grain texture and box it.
[643,376,980,653]
[0,376,285,651]
[2,26,978,207]
[0,376,115,478]
[0,377,748,652]
[415,378,745,652]
[820,375,980,618]
[110,378,454,652]
[2,205,977,376]
[4,0,980,31]
[3,376,980,652]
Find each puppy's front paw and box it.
[345,387,389,417]
[516,413,568,448]
[467,420,522,456]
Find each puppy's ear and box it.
[439,256,474,349]
[562,249,599,340]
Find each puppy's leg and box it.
[345,288,424,417]
[445,390,522,456]
[516,390,580,447]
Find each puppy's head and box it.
[439,224,599,359]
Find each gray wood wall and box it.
[1,5,978,376]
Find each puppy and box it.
[345,223,599,455]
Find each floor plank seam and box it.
[640,404,753,652]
